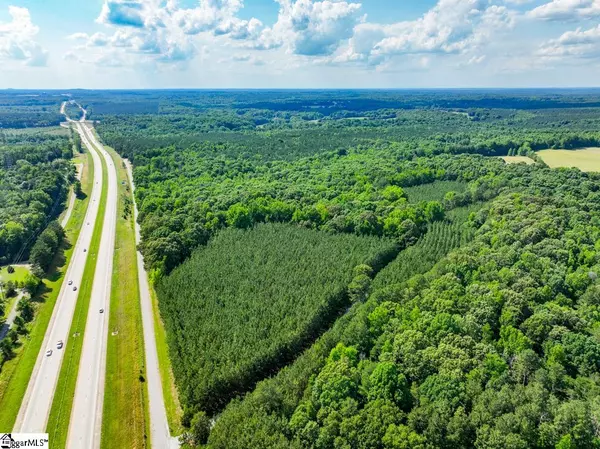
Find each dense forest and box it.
[65,89,600,446]
[0,129,73,266]
[158,224,396,415]
[0,92,64,128]
[206,167,600,449]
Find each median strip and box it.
[100,144,150,448]
[46,131,109,447]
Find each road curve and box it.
[66,123,118,449]
[125,160,180,449]
[15,123,104,433]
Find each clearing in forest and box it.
[0,265,31,284]
[536,148,600,172]
[501,156,535,165]
[156,223,396,415]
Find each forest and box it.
[158,224,396,415]
[3,89,598,447]
[84,89,600,447]
[0,129,73,266]
[0,92,64,128]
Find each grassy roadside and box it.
[150,286,183,435]
[91,127,183,436]
[46,146,108,447]
[0,149,93,431]
[100,145,149,449]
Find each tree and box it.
[190,411,211,446]
[22,274,41,296]
[74,180,83,198]
[18,298,34,322]
[0,338,14,360]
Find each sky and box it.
[0,0,599,89]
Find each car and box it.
[83,249,87,252]
[99,308,104,313]
[57,340,64,349]
[68,280,73,285]
[46,349,53,357]
[73,286,77,291]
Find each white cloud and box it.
[0,6,48,66]
[330,0,514,66]
[538,24,600,58]
[71,0,262,66]
[253,0,364,56]
[528,0,600,21]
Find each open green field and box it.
[0,149,93,431]
[501,155,535,165]
[536,148,600,172]
[0,265,31,284]
[46,148,108,447]
[100,145,149,449]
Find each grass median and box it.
[46,141,108,448]
[0,149,93,431]
[100,145,149,449]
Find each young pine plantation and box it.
[157,223,397,415]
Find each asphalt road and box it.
[66,123,118,449]
[0,291,24,341]
[15,122,104,434]
[125,160,180,449]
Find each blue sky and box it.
[0,0,599,88]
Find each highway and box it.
[14,123,104,434]
[16,104,174,447]
[66,123,118,449]
[125,160,180,449]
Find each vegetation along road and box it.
[14,122,104,434]
[66,122,118,449]
[126,159,179,449]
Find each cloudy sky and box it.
[0,0,599,88]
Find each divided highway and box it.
[16,105,175,448]
[66,123,118,449]
[15,123,104,433]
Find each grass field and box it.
[0,149,93,431]
[100,145,149,449]
[536,148,600,172]
[501,156,535,165]
[0,265,31,284]
[46,148,108,447]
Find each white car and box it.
[46,349,53,357]
[99,308,104,314]
[57,340,64,349]
[68,280,73,286]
